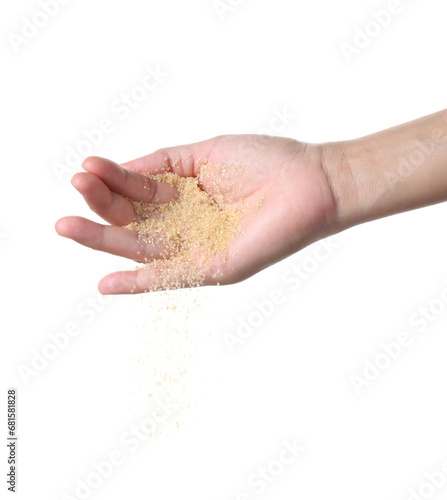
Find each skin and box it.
[55,110,447,294]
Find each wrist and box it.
[319,140,358,233]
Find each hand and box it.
[55,135,337,294]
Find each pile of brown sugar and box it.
[125,164,246,291]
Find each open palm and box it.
[56,135,336,294]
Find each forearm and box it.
[322,110,447,231]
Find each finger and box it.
[120,143,201,177]
[82,156,178,203]
[71,172,142,226]
[55,216,172,262]
[121,148,175,174]
[98,266,211,295]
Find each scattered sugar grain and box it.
[130,288,216,437]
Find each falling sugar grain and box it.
[130,288,217,437]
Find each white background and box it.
[1,0,447,499]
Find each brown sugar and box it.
[125,163,247,290]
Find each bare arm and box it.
[323,109,447,232]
